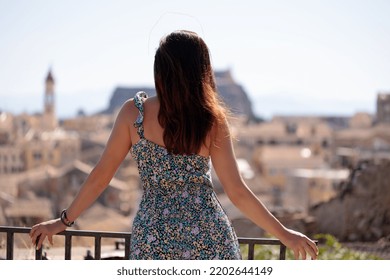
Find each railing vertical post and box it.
[35,235,43,260]
[65,235,72,260]
[94,236,101,260]
[279,244,286,260]
[124,236,131,259]
[248,243,255,260]
[35,247,43,260]
[6,232,14,260]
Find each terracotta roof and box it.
[76,204,130,232]
[1,160,133,192]
[259,146,324,168]
[0,206,6,224]
[5,198,52,218]
[73,160,129,191]
[335,128,373,140]
[239,121,287,138]
[290,168,350,179]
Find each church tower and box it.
[43,68,58,130]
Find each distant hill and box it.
[101,70,256,121]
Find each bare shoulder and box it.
[143,95,159,108]
[145,95,158,102]
[123,95,158,123]
[118,98,138,121]
[119,95,159,124]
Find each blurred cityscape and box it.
[0,68,389,259]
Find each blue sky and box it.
[1,0,389,118]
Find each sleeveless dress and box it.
[129,92,242,260]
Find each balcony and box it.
[0,226,287,260]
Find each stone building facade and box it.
[376,93,390,124]
[0,69,81,175]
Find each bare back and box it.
[129,95,211,158]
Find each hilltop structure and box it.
[101,70,256,122]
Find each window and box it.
[33,152,42,161]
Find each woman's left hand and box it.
[29,219,67,250]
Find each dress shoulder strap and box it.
[133,91,148,138]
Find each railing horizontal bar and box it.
[238,237,282,245]
[0,226,297,260]
[0,226,131,238]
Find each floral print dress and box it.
[129,92,242,260]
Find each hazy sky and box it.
[1,0,389,118]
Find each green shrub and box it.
[240,234,382,260]
[314,233,382,260]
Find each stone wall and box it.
[311,159,390,241]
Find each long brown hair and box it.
[154,30,227,155]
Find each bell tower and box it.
[43,68,57,130]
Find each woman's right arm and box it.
[210,118,318,260]
[30,100,135,249]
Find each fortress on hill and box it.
[101,70,256,121]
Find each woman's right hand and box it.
[29,219,67,250]
[279,228,319,260]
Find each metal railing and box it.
[0,226,287,260]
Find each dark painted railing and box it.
[0,226,287,260]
